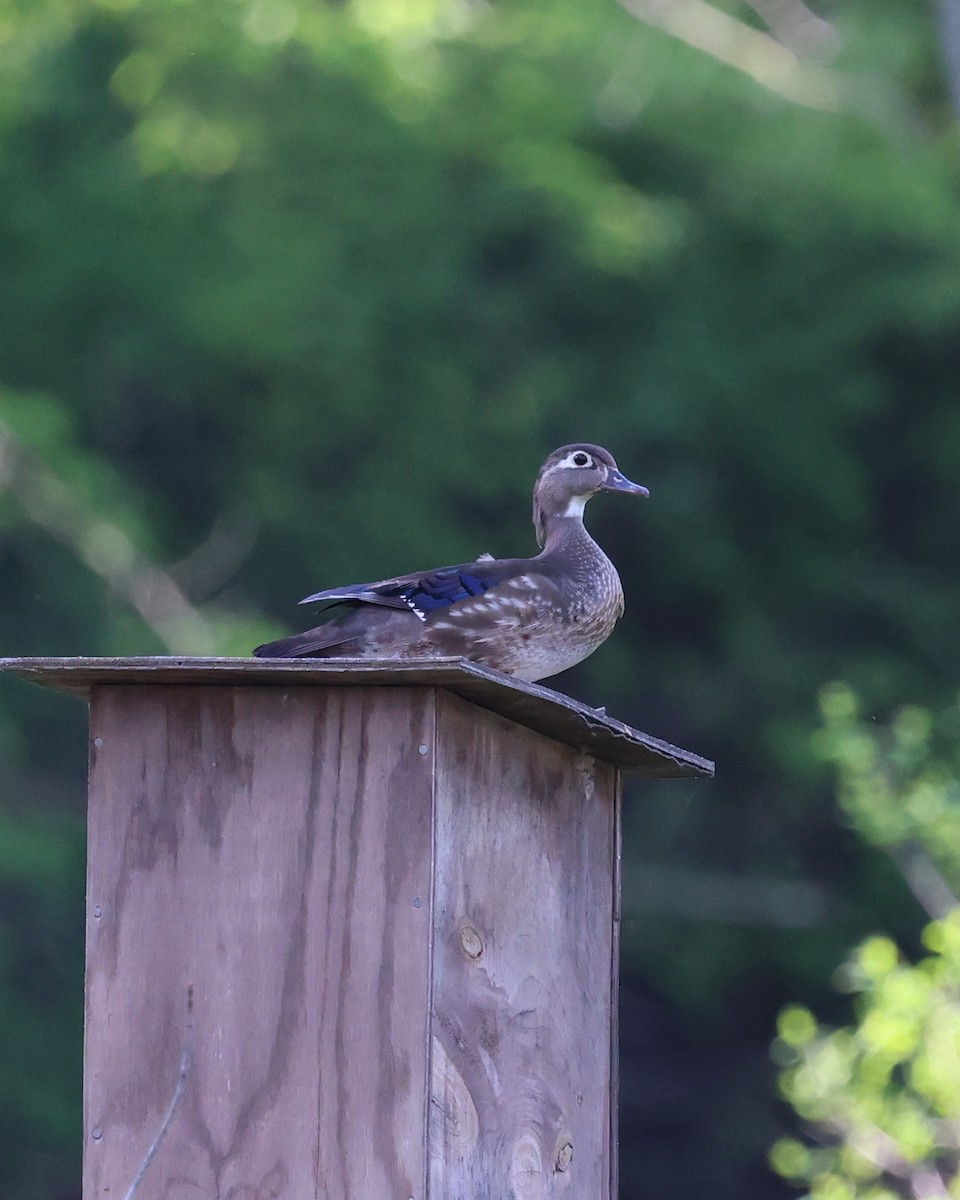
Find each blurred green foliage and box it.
[773,688,960,1198]
[817,684,960,898]
[2,0,960,1195]
[773,919,960,1200]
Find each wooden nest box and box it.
[1,656,713,1200]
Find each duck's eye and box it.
[573,452,590,467]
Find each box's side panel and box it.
[428,691,617,1200]
[610,769,623,1200]
[84,683,434,1200]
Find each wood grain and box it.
[429,692,618,1200]
[85,683,435,1199]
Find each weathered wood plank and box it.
[84,683,435,1199]
[428,691,618,1200]
[609,771,622,1200]
[0,656,715,778]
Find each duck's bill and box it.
[603,470,649,497]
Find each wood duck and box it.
[253,444,648,681]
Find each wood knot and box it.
[429,1036,479,1158]
[555,1139,573,1173]
[459,924,483,959]
[510,1132,544,1199]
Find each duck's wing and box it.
[298,556,532,622]
[253,556,563,659]
[252,621,369,658]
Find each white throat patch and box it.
[563,495,588,519]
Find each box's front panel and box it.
[430,692,618,1200]
[84,683,434,1199]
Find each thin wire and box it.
[123,984,194,1200]
[122,1049,192,1200]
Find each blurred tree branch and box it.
[0,417,216,654]
[742,0,841,61]
[889,840,960,920]
[938,0,960,116]
[815,685,960,918]
[618,0,842,109]
[168,507,259,603]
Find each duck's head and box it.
[532,443,648,547]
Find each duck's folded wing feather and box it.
[298,581,412,609]
[253,624,362,658]
[299,559,527,620]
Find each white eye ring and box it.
[573,452,590,467]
